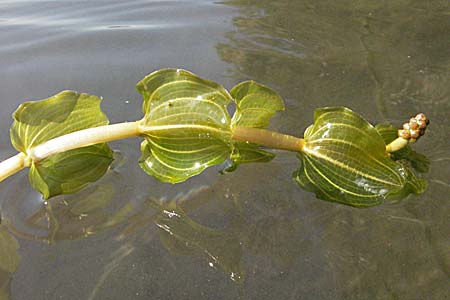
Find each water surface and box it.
[0,1,449,299]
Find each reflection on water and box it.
[0,225,19,300]
[217,0,450,299]
[0,0,449,299]
[0,177,304,286]
[217,0,450,125]
[6,184,133,243]
[2,148,444,299]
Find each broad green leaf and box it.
[294,107,426,207]
[230,80,285,128]
[10,91,113,198]
[375,123,430,173]
[0,226,20,273]
[224,142,275,172]
[154,201,244,283]
[229,80,283,170]
[10,90,108,152]
[136,69,233,183]
[29,143,113,199]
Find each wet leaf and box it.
[294,107,426,207]
[0,227,20,273]
[229,80,283,170]
[230,80,284,128]
[10,91,113,198]
[29,143,113,199]
[10,90,108,152]
[137,69,233,183]
[224,142,275,172]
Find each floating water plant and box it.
[0,69,428,207]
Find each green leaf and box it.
[10,91,113,198]
[29,144,113,199]
[294,107,427,207]
[0,226,20,273]
[224,142,275,172]
[10,90,108,152]
[230,80,285,128]
[228,80,283,170]
[375,123,430,173]
[136,69,233,183]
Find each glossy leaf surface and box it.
[29,144,113,199]
[229,80,284,170]
[230,80,284,128]
[224,142,275,172]
[294,107,426,207]
[137,69,233,183]
[10,91,113,198]
[10,90,108,152]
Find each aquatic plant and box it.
[0,69,429,207]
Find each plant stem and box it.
[385,137,409,153]
[232,127,304,152]
[0,153,27,182]
[29,121,141,161]
[0,120,411,183]
[0,121,141,183]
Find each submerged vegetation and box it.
[0,69,429,207]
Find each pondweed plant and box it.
[0,69,429,207]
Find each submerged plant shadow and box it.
[0,144,431,298]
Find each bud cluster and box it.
[398,113,429,142]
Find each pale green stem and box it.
[234,127,412,154]
[385,137,409,153]
[29,121,141,161]
[0,153,27,182]
[232,127,304,152]
[0,121,141,183]
[0,120,411,183]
